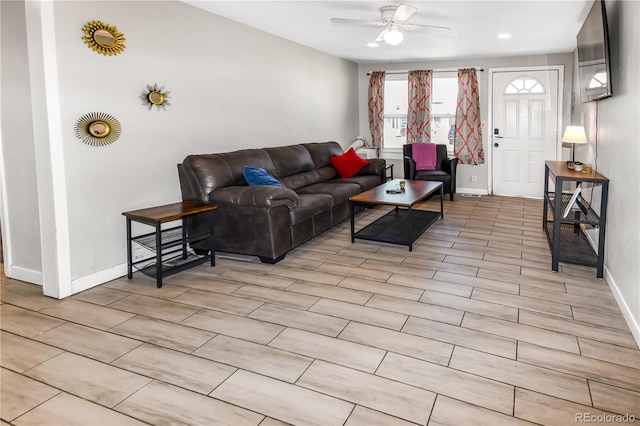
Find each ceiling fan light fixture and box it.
[384,27,403,45]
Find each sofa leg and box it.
[450,192,455,201]
[259,254,286,264]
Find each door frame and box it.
[487,66,564,196]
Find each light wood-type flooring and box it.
[2,195,639,425]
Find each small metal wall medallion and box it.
[74,112,122,146]
[82,21,126,56]
[140,83,172,111]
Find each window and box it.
[504,76,545,94]
[383,76,458,152]
[588,71,607,89]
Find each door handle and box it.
[494,135,503,139]
[494,142,499,147]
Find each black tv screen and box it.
[577,0,612,102]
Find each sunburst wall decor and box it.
[140,83,172,111]
[74,112,121,146]
[82,20,126,56]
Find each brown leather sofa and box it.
[178,142,386,263]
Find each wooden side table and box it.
[122,202,216,288]
[542,161,609,278]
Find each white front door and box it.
[491,69,560,197]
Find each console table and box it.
[122,202,216,288]
[542,161,609,278]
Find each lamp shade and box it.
[384,27,404,46]
[562,126,587,144]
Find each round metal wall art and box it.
[140,83,172,111]
[74,112,121,146]
[82,20,126,56]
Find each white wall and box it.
[358,53,574,192]
[0,1,43,283]
[2,0,359,296]
[571,0,640,343]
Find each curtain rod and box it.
[367,68,484,76]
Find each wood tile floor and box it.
[2,195,639,425]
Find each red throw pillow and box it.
[330,148,370,178]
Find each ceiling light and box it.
[384,27,404,46]
[367,42,379,48]
[497,33,512,39]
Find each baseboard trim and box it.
[69,263,128,297]
[605,268,640,348]
[457,187,489,196]
[582,228,640,347]
[3,263,129,297]
[5,265,43,285]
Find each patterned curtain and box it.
[454,68,484,165]
[407,70,433,143]
[368,71,385,149]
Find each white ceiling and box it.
[184,0,594,64]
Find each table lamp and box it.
[562,126,587,164]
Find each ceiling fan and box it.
[330,4,450,46]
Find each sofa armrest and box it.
[442,156,459,191]
[210,186,299,209]
[358,158,386,183]
[404,156,417,179]
[359,158,385,176]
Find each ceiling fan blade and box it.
[330,18,386,27]
[392,4,418,23]
[375,28,389,42]
[401,23,450,35]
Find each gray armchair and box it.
[403,144,458,201]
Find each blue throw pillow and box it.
[243,166,283,187]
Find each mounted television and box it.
[577,0,612,102]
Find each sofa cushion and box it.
[243,166,284,187]
[330,148,370,178]
[296,182,362,205]
[266,145,314,178]
[290,194,333,225]
[415,170,451,184]
[331,175,382,192]
[182,149,277,203]
[211,186,298,209]
[303,142,344,168]
[218,149,277,184]
[280,166,337,190]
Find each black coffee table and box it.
[349,179,443,251]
